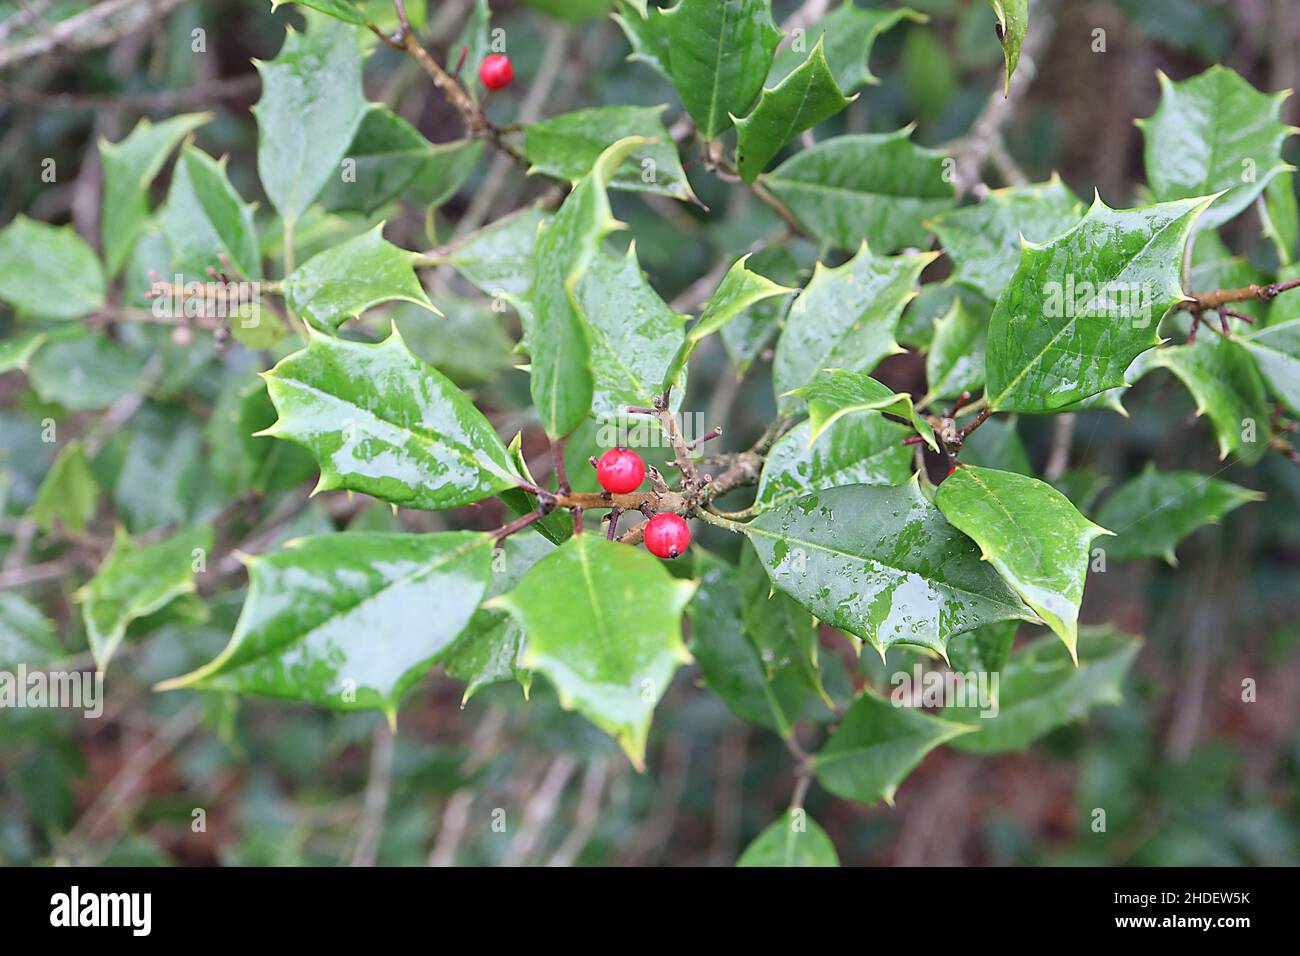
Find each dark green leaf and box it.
[924,297,988,403]
[1095,465,1262,563]
[761,130,956,252]
[737,810,840,866]
[788,368,937,450]
[985,195,1212,413]
[755,413,913,511]
[30,441,97,535]
[746,480,1035,657]
[768,4,927,93]
[988,0,1028,94]
[1240,319,1300,416]
[271,0,368,25]
[0,216,105,320]
[160,144,261,280]
[738,541,829,704]
[0,594,63,668]
[447,204,548,336]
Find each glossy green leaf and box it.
[1240,319,1300,416]
[160,144,261,280]
[664,254,795,390]
[947,628,1140,753]
[255,15,368,224]
[489,534,696,770]
[447,204,548,336]
[690,552,805,736]
[0,216,105,320]
[283,224,435,332]
[575,243,687,416]
[30,441,97,535]
[927,176,1083,301]
[813,690,972,805]
[985,195,1212,413]
[530,137,644,438]
[747,480,1035,657]
[755,413,913,511]
[737,542,828,704]
[1140,66,1295,230]
[404,139,484,210]
[524,105,696,203]
[78,526,212,671]
[768,4,927,93]
[737,810,840,867]
[936,465,1112,661]
[261,327,519,509]
[613,0,672,80]
[1188,230,1266,322]
[719,246,802,373]
[159,532,494,718]
[774,244,934,402]
[497,432,574,547]
[1147,334,1272,463]
[789,368,936,451]
[1096,466,1263,564]
[735,38,854,183]
[924,298,988,403]
[660,0,782,139]
[0,594,63,668]
[761,130,956,252]
[988,0,1028,94]
[207,377,318,496]
[110,403,223,534]
[271,0,367,25]
[99,112,210,278]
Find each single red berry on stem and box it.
[644,513,691,560]
[479,54,513,91]
[596,448,646,494]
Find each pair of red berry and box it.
[595,448,691,560]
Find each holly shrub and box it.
[2,0,1299,867]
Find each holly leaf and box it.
[926,176,1083,302]
[160,144,261,281]
[0,332,45,374]
[99,112,210,278]
[947,628,1140,753]
[936,465,1112,662]
[255,14,368,225]
[158,532,494,720]
[574,243,687,417]
[690,551,805,736]
[746,480,1036,657]
[755,413,913,511]
[719,246,802,374]
[444,532,554,704]
[1261,171,1299,265]
[660,0,782,140]
[524,104,697,203]
[1240,319,1300,416]
[447,204,548,337]
[283,224,436,332]
[78,526,212,671]
[761,129,956,252]
[773,244,934,402]
[207,377,317,496]
[30,441,97,535]
[735,37,855,183]
[813,691,973,805]
[1095,466,1263,564]
[1139,66,1296,231]
[984,195,1212,413]
[788,368,937,451]
[0,216,105,320]
[947,620,1017,683]
[738,542,829,704]
[737,810,840,867]
[530,137,645,439]
[613,0,672,80]
[260,327,520,509]
[768,4,927,93]
[489,534,696,770]
[0,594,63,669]
[988,0,1028,94]
[924,297,989,403]
[450,0,492,104]
[1147,335,1273,463]
[664,253,795,390]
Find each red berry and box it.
[479,54,513,91]
[644,513,691,560]
[596,448,646,494]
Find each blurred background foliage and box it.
[1,0,1298,866]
